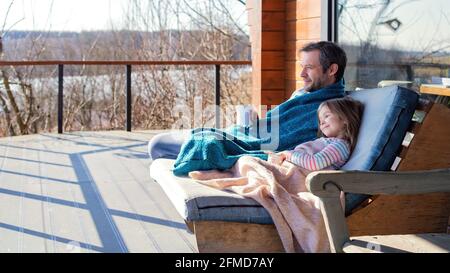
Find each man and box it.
[148,41,347,163]
[291,41,347,97]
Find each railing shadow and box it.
[0,155,72,168]
[0,222,105,252]
[0,132,191,253]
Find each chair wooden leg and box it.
[185,220,194,234]
[192,221,284,253]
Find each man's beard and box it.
[304,77,327,92]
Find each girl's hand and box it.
[277,152,289,163]
[268,152,288,165]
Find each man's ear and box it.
[328,63,339,77]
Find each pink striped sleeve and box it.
[288,139,350,170]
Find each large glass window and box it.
[336,0,450,90]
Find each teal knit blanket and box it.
[172,80,345,176]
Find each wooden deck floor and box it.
[0,130,197,253]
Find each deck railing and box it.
[0,60,252,133]
[347,62,450,80]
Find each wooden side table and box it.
[420,84,450,105]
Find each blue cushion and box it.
[150,85,418,223]
[344,86,418,214]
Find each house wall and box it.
[247,0,323,111]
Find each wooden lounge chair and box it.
[307,168,450,253]
[150,85,450,252]
[307,99,450,253]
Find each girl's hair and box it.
[317,97,364,152]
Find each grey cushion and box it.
[150,159,273,224]
[150,85,419,223]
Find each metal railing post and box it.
[126,64,132,132]
[58,64,64,134]
[406,65,414,81]
[215,64,221,128]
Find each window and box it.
[336,0,450,90]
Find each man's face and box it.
[300,50,335,92]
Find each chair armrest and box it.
[304,168,450,253]
[306,168,450,197]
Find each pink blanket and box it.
[189,155,334,253]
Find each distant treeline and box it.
[3,30,250,61]
[2,30,251,78]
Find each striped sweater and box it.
[285,137,350,170]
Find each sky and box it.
[1,0,248,32]
[1,0,125,31]
[5,0,447,53]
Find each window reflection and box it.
[336,0,450,90]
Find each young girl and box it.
[270,97,364,170]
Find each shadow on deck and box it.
[0,130,196,253]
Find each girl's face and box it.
[318,105,346,138]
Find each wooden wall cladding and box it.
[298,0,322,19]
[262,51,285,70]
[261,90,286,106]
[262,1,285,11]
[261,32,285,51]
[262,11,285,31]
[285,0,322,98]
[247,0,323,109]
[261,71,285,89]
[246,0,261,107]
[260,0,286,107]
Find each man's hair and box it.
[301,41,347,82]
[317,97,364,152]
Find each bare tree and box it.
[0,0,251,136]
